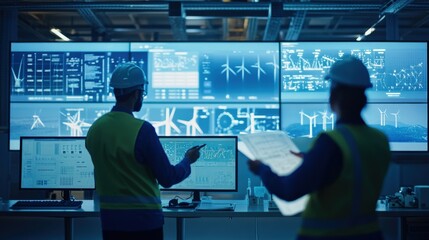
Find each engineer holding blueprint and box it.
[242,55,391,240]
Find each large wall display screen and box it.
[280,42,428,152]
[131,42,279,103]
[9,42,280,150]
[281,42,427,102]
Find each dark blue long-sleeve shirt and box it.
[256,118,365,202]
[111,106,191,188]
[135,121,191,188]
[100,105,191,232]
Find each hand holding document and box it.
[238,131,309,216]
[239,131,302,175]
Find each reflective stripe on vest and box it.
[86,112,162,210]
[99,195,162,209]
[301,126,374,230]
[100,195,161,205]
[337,126,363,217]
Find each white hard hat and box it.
[110,62,147,90]
[324,54,372,89]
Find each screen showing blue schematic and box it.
[9,42,280,150]
[280,42,427,102]
[280,42,428,152]
[131,42,279,103]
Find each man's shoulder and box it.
[140,120,156,132]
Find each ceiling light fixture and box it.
[355,15,385,41]
[50,28,71,41]
[364,27,376,36]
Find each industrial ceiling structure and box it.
[1,0,429,42]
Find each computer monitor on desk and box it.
[159,136,238,202]
[19,136,95,201]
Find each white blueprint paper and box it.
[239,131,309,216]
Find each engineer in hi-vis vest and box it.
[86,62,202,240]
[248,55,391,240]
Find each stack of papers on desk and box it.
[239,131,309,216]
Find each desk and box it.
[1,200,428,240]
[162,200,282,240]
[0,200,98,240]
[376,200,429,240]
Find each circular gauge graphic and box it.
[216,111,235,132]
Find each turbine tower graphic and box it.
[251,55,266,81]
[221,55,236,83]
[319,110,335,131]
[266,54,279,84]
[299,110,318,138]
[378,108,387,126]
[61,109,91,136]
[235,57,250,83]
[390,110,400,128]
[177,107,205,136]
[31,114,45,130]
[152,107,181,136]
[12,56,25,88]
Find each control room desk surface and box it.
[1,200,429,240]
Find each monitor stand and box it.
[192,191,201,202]
[62,190,73,201]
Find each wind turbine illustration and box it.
[61,109,91,136]
[319,110,335,131]
[299,110,318,138]
[390,110,400,128]
[235,57,251,83]
[251,55,266,81]
[266,54,279,84]
[12,56,25,88]
[151,107,181,136]
[31,114,45,130]
[177,107,205,136]
[221,55,236,83]
[378,108,387,126]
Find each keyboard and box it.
[10,200,83,210]
[163,202,199,209]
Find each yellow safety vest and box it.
[86,111,161,210]
[299,125,390,237]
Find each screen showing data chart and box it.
[159,136,238,191]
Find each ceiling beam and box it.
[128,14,145,41]
[381,0,414,15]
[245,18,258,41]
[0,2,169,11]
[401,13,429,38]
[18,20,49,40]
[169,2,187,41]
[77,8,106,33]
[1,2,383,12]
[284,9,307,41]
[263,2,284,41]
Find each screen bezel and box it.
[19,136,95,190]
[158,135,238,192]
